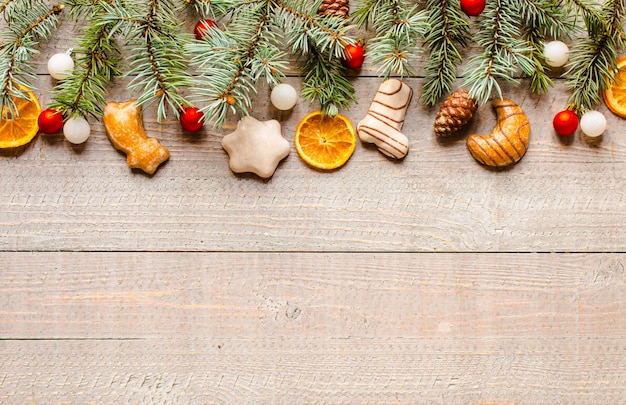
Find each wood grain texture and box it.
[2,337,625,404]
[2,15,621,252]
[2,9,626,404]
[1,252,625,403]
[2,77,626,252]
[2,252,625,339]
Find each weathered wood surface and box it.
[2,77,625,252]
[1,252,625,403]
[1,8,626,404]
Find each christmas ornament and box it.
[579,110,607,138]
[194,19,216,40]
[63,116,90,144]
[103,100,170,175]
[553,109,579,136]
[342,43,365,70]
[460,0,485,16]
[603,55,626,118]
[221,116,290,178]
[179,107,204,132]
[295,111,356,170]
[0,87,41,148]
[47,52,74,80]
[38,108,64,134]
[434,89,478,137]
[467,98,530,167]
[543,41,569,68]
[318,0,349,18]
[270,84,298,111]
[357,78,412,159]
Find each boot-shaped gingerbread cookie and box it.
[357,78,413,159]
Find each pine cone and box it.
[318,0,349,18]
[434,89,478,137]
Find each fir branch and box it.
[518,0,573,94]
[0,0,16,16]
[523,25,553,95]
[187,0,356,128]
[185,0,230,18]
[563,0,604,36]
[462,0,534,105]
[188,0,287,128]
[518,0,572,40]
[564,0,626,113]
[105,0,192,121]
[64,0,106,18]
[49,0,121,119]
[421,0,471,107]
[565,0,600,16]
[276,0,354,59]
[353,0,427,78]
[300,45,356,117]
[0,0,63,119]
[280,0,355,115]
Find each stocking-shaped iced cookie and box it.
[357,79,413,159]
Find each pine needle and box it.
[0,0,63,119]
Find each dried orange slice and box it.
[603,55,626,118]
[295,111,356,170]
[0,87,41,148]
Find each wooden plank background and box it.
[1,7,626,404]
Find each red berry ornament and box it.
[553,109,579,136]
[460,0,486,16]
[342,43,365,70]
[38,108,64,134]
[180,107,204,132]
[194,19,216,40]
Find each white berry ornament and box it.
[543,41,569,68]
[270,83,298,111]
[579,110,607,138]
[47,52,75,80]
[63,116,91,144]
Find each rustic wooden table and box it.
[1,14,626,404]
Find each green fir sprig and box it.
[300,45,356,117]
[49,0,121,119]
[0,0,63,119]
[462,0,534,105]
[518,0,573,95]
[421,0,470,107]
[187,1,287,128]
[564,0,626,113]
[0,0,16,16]
[186,0,230,19]
[352,0,427,78]
[187,0,356,128]
[100,0,193,121]
[289,5,356,117]
[277,1,352,59]
[565,0,605,35]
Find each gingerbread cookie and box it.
[221,116,290,178]
[103,100,170,175]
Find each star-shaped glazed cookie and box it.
[221,116,290,178]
